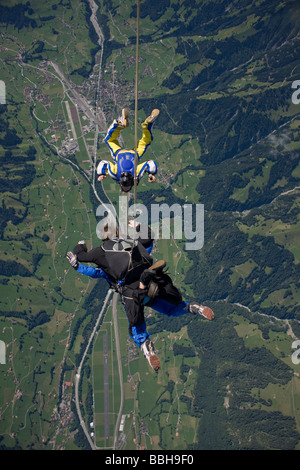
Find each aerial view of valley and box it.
[0,0,300,452]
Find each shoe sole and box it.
[149,259,166,271]
[200,306,214,320]
[120,108,129,127]
[145,109,160,124]
[122,108,129,119]
[149,354,160,371]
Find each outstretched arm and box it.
[77,264,106,279]
[145,160,157,176]
[67,252,113,285]
[96,161,108,181]
[136,160,157,182]
[72,242,103,265]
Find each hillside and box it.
[0,0,300,451]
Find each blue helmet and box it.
[118,155,135,192]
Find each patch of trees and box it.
[0,145,36,197]
[32,253,43,273]
[138,3,299,173]
[0,114,23,145]
[185,302,299,449]
[28,310,50,330]
[173,343,195,357]
[145,90,278,166]
[0,310,27,320]
[137,0,171,22]
[1,260,32,277]
[191,410,233,450]
[189,143,299,213]
[70,65,92,79]
[0,2,37,30]
[228,409,300,450]
[162,71,182,90]
[0,440,23,450]
[33,40,44,54]
[23,39,60,63]
[0,148,36,166]
[0,203,22,239]
[0,308,51,332]
[0,164,36,194]
[70,401,90,450]
[39,16,55,22]
[148,312,191,336]
[0,129,22,148]
[139,184,185,211]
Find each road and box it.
[18,0,127,449]
[112,292,125,450]
[74,289,113,450]
[74,290,125,450]
[103,333,109,440]
[4,0,127,450]
[49,60,103,128]
[71,3,126,450]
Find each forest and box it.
[0,2,36,30]
[148,300,300,449]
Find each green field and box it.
[81,292,202,450]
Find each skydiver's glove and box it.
[78,240,87,251]
[67,251,79,270]
[73,240,87,256]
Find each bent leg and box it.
[136,160,157,180]
[104,120,123,159]
[150,298,189,317]
[135,122,153,159]
[121,288,150,347]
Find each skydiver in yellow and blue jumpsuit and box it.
[96,108,159,192]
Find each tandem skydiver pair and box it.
[67,221,214,372]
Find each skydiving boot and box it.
[118,108,129,128]
[141,339,160,372]
[145,108,160,124]
[140,260,167,297]
[149,259,166,272]
[188,302,215,320]
[140,260,166,287]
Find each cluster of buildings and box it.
[59,137,79,156]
